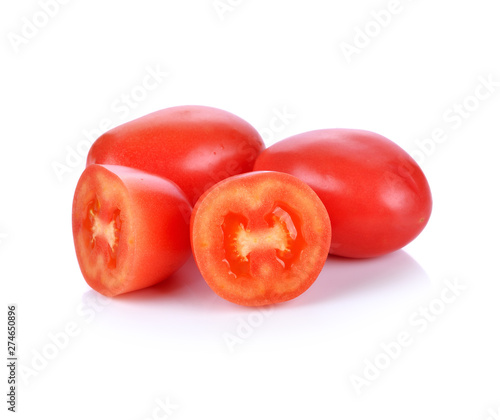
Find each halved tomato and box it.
[72,164,191,296]
[190,171,331,306]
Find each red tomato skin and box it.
[72,164,192,296]
[190,171,331,306]
[254,129,432,258]
[86,105,265,205]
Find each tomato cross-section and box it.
[191,171,331,306]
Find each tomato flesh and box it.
[191,171,331,306]
[73,164,191,296]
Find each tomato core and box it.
[83,195,122,269]
[222,202,305,278]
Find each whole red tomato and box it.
[87,105,265,205]
[254,129,432,258]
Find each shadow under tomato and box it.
[111,256,225,310]
[97,249,429,312]
[295,249,430,307]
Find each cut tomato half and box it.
[72,164,191,296]
[190,171,331,306]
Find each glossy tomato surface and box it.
[191,171,331,306]
[72,164,191,296]
[254,129,432,258]
[87,105,265,205]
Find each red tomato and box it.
[72,164,191,296]
[190,171,331,306]
[87,105,265,205]
[254,129,432,258]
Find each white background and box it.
[2,0,500,419]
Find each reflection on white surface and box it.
[83,250,431,348]
[302,249,430,305]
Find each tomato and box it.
[87,105,265,205]
[72,164,191,296]
[190,171,331,306]
[254,129,432,258]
